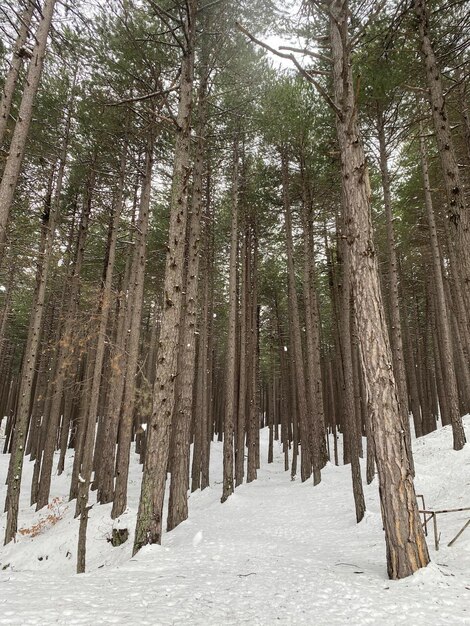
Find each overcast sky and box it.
[262,0,311,71]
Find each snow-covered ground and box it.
[0,418,469,625]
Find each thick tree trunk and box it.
[167,72,207,529]
[329,0,429,579]
[377,108,414,473]
[133,1,197,553]
[457,76,470,164]
[199,196,214,491]
[442,215,470,382]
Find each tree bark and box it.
[246,225,259,483]
[0,0,57,262]
[0,1,35,147]
[328,0,430,579]
[235,222,248,487]
[133,0,197,553]
[299,162,326,482]
[4,159,58,543]
[338,230,366,522]
[402,304,423,438]
[167,70,208,529]
[36,169,94,510]
[96,239,133,504]
[419,131,466,449]
[281,152,313,482]
[377,107,414,473]
[111,134,153,520]
[415,0,470,315]
[221,139,239,502]
[199,192,214,491]
[76,142,124,571]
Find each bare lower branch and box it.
[403,84,429,95]
[106,86,179,107]
[197,0,224,12]
[279,45,332,64]
[235,22,342,119]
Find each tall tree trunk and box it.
[0,1,35,147]
[0,0,57,262]
[329,0,429,579]
[402,303,423,438]
[69,350,95,501]
[281,152,312,482]
[111,133,153,519]
[444,277,470,412]
[415,296,435,435]
[415,0,470,318]
[221,139,239,503]
[4,161,58,544]
[36,170,94,510]
[133,0,197,553]
[246,224,259,483]
[235,223,248,487]
[299,163,326,482]
[167,69,208,529]
[75,140,125,572]
[96,241,133,504]
[442,215,470,379]
[419,132,466,449]
[457,75,470,164]
[199,193,214,491]
[338,228,366,522]
[377,107,414,473]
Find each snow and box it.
[0,418,469,625]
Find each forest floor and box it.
[0,418,469,625]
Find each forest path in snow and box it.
[0,419,469,625]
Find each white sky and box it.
[262,1,314,71]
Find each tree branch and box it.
[107,86,179,107]
[349,0,387,50]
[279,45,332,64]
[197,0,225,12]
[235,22,343,119]
[147,0,185,51]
